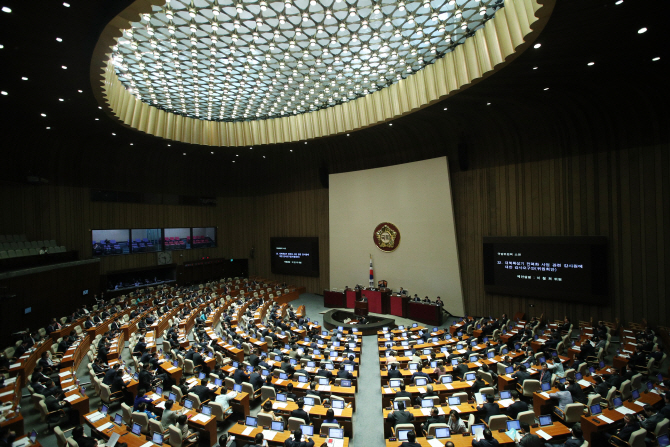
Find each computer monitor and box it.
[214,378,222,387]
[151,432,163,446]
[448,396,461,406]
[301,425,314,437]
[131,423,142,436]
[332,399,345,409]
[172,360,179,368]
[313,350,321,356]
[631,389,640,399]
[471,424,485,436]
[441,375,453,384]
[404,350,413,357]
[303,397,315,406]
[502,348,509,354]
[647,381,655,390]
[271,421,285,432]
[421,399,433,408]
[398,325,405,330]
[261,370,269,377]
[575,372,583,380]
[156,386,163,395]
[290,358,298,365]
[168,392,176,402]
[279,373,289,380]
[451,359,459,366]
[456,344,463,350]
[412,323,418,328]
[274,355,282,361]
[423,349,432,355]
[409,363,418,371]
[657,434,669,447]
[393,401,400,410]
[487,351,495,359]
[198,372,206,380]
[590,404,602,415]
[505,366,514,374]
[465,373,476,381]
[383,327,389,332]
[340,379,352,388]
[232,361,239,368]
[470,355,479,362]
[307,361,316,368]
[332,341,340,347]
[100,404,108,415]
[304,337,310,342]
[538,356,546,364]
[29,431,37,444]
[276,393,287,402]
[183,398,194,409]
[612,397,623,408]
[114,413,123,425]
[500,390,511,399]
[245,416,258,427]
[397,430,411,441]
[246,366,254,373]
[322,331,328,336]
[298,375,308,383]
[344,364,354,372]
[434,427,451,439]
[234,384,242,392]
[415,377,427,386]
[201,405,212,416]
[390,379,403,388]
[349,342,356,349]
[318,377,329,385]
[539,415,553,427]
[541,382,551,391]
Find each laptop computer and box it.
[245,416,258,427]
[113,413,123,426]
[590,404,602,415]
[657,434,669,447]
[421,399,434,408]
[100,404,109,415]
[318,377,329,385]
[448,396,461,406]
[441,376,453,384]
[151,432,164,446]
[415,377,428,386]
[397,429,411,441]
[201,405,212,416]
[507,420,521,431]
[328,428,345,440]
[541,382,552,391]
[612,397,623,408]
[168,392,176,402]
[332,399,345,409]
[434,427,451,439]
[505,366,514,374]
[303,397,315,406]
[271,421,285,432]
[183,398,194,410]
[155,386,163,395]
[131,423,142,436]
[233,384,242,392]
[539,415,553,427]
[500,390,511,399]
[298,375,309,383]
[198,372,206,380]
[276,393,287,402]
[340,379,352,388]
[409,363,418,371]
[465,373,476,381]
[471,424,485,437]
[390,379,402,388]
[301,425,314,437]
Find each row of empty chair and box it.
[0,234,28,243]
[1,239,59,251]
[0,246,67,259]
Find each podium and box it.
[354,300,369,317]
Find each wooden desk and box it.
[407,302,443,326]
[385,432,515,446]
[324,290,345,308]
[268,399,354,438]
[229,422,350,447]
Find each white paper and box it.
[499,399,514,408]
[303,406,313,412]
[597,415,615,424]
[536,429,552,440]
[633,400,646,407]
[275,379,285,385]
[333,409,343,416]
[64,394,81,402]
[155,401,166,409]
[9,363,21,369]
[11,438,30,447]
[58,371,70,377]
[578,380,592,387]
[86,412,103,421]
[428,439,444,447]
[139,442,155,447]
[416,387,426,394]
[0,391,13,397]
[383,388,393,394]
[615,407,636,415]
[445,384,454,390]
[262,430,277,441]
[319,385,331,392]
[107,432,121,447]
[273,403,288,409]
[540,392,550,398]
[98,422,114,431]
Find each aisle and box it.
[355,333,386,447]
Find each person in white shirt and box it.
[547,359,565,377]
[214,387,238,415]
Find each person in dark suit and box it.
[248,349,260,368]
[45,392,79,425]
[660,392,670,419]
[83,317,94,329]
[388,363,403,379]
[280,356,295,377]
[249,367,264,391]
[551,423,585,447]
[55,339,69,355]
[566,378,587,405]
[395,382,413,400]
[138,363,156,390]
[471,376,487,394]
[315,363,332,381]
[133,337,147,357]
[607,414,640,443]
[233,366,250,385]
[290,399,311,424]
[336,364,353,380]
[593,376,611,398]
[512,365,531,385]
[472,428,500,447]
[111,370,131,404]
[387,401,415,428]
[412,360,434,383]
[103,364,120,385]
[191,378,217,404]
[399,430,421,447]
[421,406,446,435]
[476,394,500,423]
[283,428,314,447]
[453,361,469,380]
[506,391,529,419]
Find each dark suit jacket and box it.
[472,438,500,447]
[388,369,403,379]
[616,422,641,441]
[388,410,414,426]
[512,371,531,384]
[233,369,250,384]
[479,402,501,423]
[422,415,446,432]
[102,369,116,385]
[283,438,315,447]
[191,385,215,403]
[290,408,311,424]
[250,373,263,390]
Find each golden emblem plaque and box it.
[373,222,401,252]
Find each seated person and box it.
[422,406,446,435]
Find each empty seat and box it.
[28,248,38,256]
[48,240,57,247]
[0,251,7,259]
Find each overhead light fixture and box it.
[543,87,549,90]
[615,0,623,4]
[0,91,7,95]
[638,27,647,34]
[62,65,67,69]
[533,43,541,49]
[78,90,83,93]
[652,57,660,61]
[21,77,28,80]
[63,2,70,7]
[112,133,116,135]
[587,62,594,66]
[59,98,64,101]
[443,107,447,110]
[41,113,47,117]
[389,123,393,126]
[56,37,63,42]
[486,102,491,105]
[130,143,134,145]
[1,6,11,13]
[533,66,538,70]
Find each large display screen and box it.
[483,236,608,302]
[270,237,320,277]
[93,227,216,257]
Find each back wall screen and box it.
[270,237,320,277]
[483,236,608,302]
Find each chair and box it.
[183,359,195,376]
[320,423,340,435]
[168,424,198,447]
[393,423,416,435]
[518,379,541,398]
[132,412,150,434]
[100,383,123,407]
[188,392,203,408]
[619,380,632,400]
[393,397,411,408]
[261,386,276,402]
[67,439,79,447]
[517,410,536,426]
[479,387,495,397]
[38,399,66,432]
[608,427,646,447]
[655,418,669,437]
[149,418,165,436]
[486,415,508,430]
[208,401,229,423]
[288,417,306,431]
[242,382,260,401]
[121,403,133,425]
[257,414,274,427]
[554,403,584,424]
[54,425,69,447]
[171,385,184,402]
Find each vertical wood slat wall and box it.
[450,143,670,327]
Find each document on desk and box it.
[428,439,444,447]
[578,380,592,387]
[633,400,646,406]
[275,379,285,385]
[139,442,156,447]
[262,430,277,441]
[420,408,432,416]
[86,412,103,422]
[0,391,14,397]
[445,384,454,390]
[598,415,615,424]
[615,407,636,415]
[11,438,31,447]
[333,409,343,416]
[383,387,394,394]
[273,402,288,409]
[319,385,331,392]
[64,394,81,402]
[416,387,426,394]
[155,401,166,409]
[535,430,552,440]
[540,392,550,398]
[98,422,114,431]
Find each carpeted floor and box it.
[18,293,660,447]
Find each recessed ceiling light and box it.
[346,133,350,136]
[249,147,253,150]
[236,154,239,157]
[544,87,549,91]
[290,149,293,152]
[0,44,4,49]
[62,65,67,69]
[615,0,623,4]
[0,91,7,95]
[63,2,70,6]
[587,62,595,66]
[112,133,116,135]
[183,152,186,155]
[130,143,134,146]
[304,141,308,144]
[232,161,235,163]
[168,144,171,146]
[652,57,660,61]
[263,156,266,159]
[56,38,62,42]
[41,113,46,117]
[59,98,64,102]
[211,151,214,154]
[46,127,51,129]
[443,108,447,111]
[1,7,12,13]
[389,123,393,126]
[95,118,99,120]
[533,66,538,70]
[98,106,102,109]
[487,102,491,105]
[638,27,647,34]
[21,77,28,81]
[533,43,541,49]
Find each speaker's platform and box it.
[322,309,395,336]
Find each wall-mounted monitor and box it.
[483,236,608,302]
[270,237,320,277]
